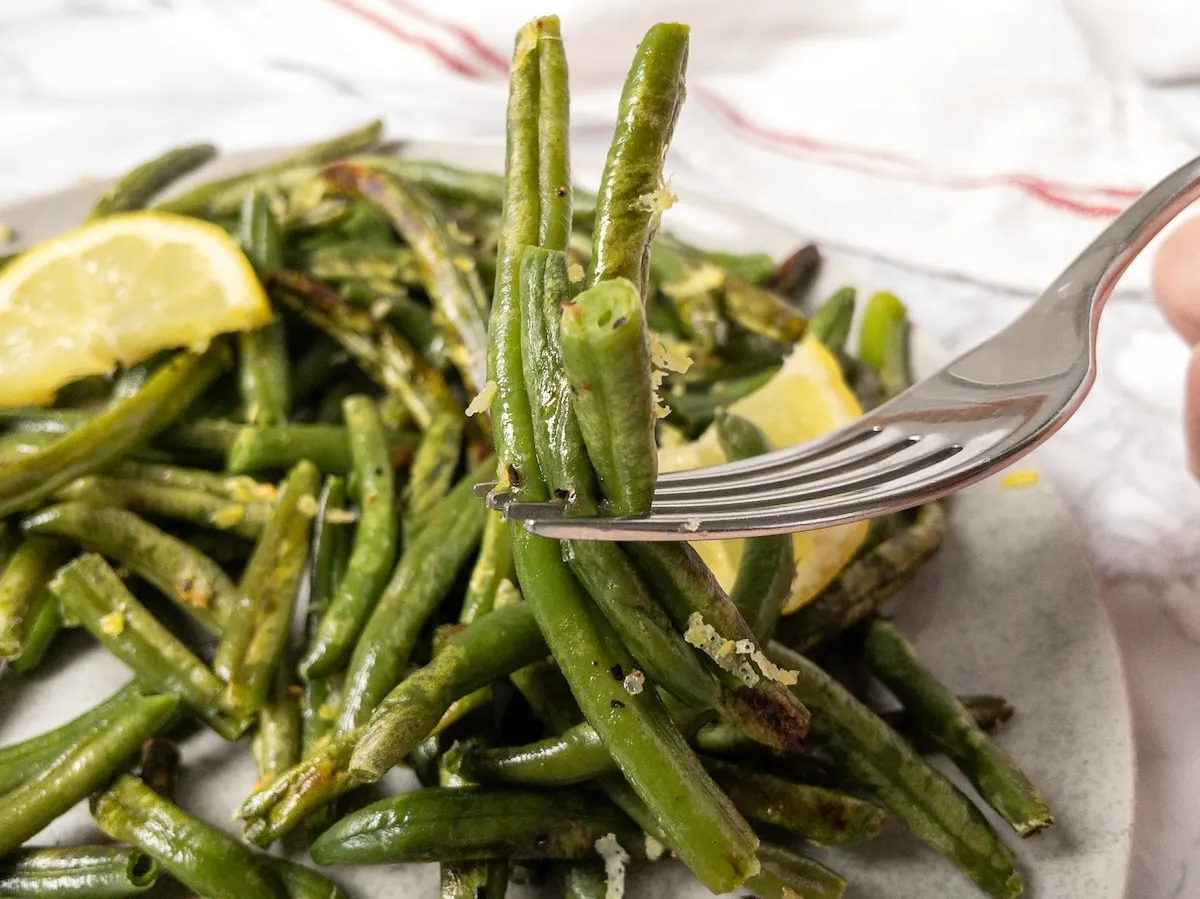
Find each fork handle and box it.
[951,154,1200,387]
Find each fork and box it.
[480,153,1200,541]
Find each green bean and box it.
[0,347,227,518]
[7,588,61,675]
[858,291,911,400]
[272,269,457,430]
[403,411,463,538]
[467,721,608,788]
[442,859,509,899]
[487,18,544,498]
[137,737,181,799]
[92,775,286,899]
[699,250,778,287]
[23,502,235,634]
[749,843,846,899]
[239,602,544,845]
[0,536,70,659]
[314,380,356,425]
[493,21,757,893]
[559,277,657,515]
[219,420,417,476]
[519,247,713,705]
[265,858,348,899]
[884,693,1016,738]
[627,541,810,752]
[769,244,822,300]
[767,641,1022,899]
[301,478,350,757]
[214,461,317,716]
[701,756,886,846]
[721,278,807,343]
[518,248,596,506]
[460,511,513,624]
[324,163,490,394]
[650,240,724,350]
[301,397,397,679]
[156,120,383,217]
[514,527,760,894]
[773,502,945,653]
[56,474,274,541]
[52,554,248,739]
[864,618,1051,836]
[588,23,689,296]
[0,692,179,856]
[806,287,856,353]
[717,413,794,641]
[253,684,302,790]
[237,191,291,428]
[335,458,492,733]
[660,366,778,434]
[349,600,545,780]
[536,17,572,253]
[0,844,160,897]
[89,143,217,219]
[109,461,276,502]
[310,788,641,865]
[437,741,512,899]
[0,683,141,796]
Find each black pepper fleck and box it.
[610,699,625,709]
[609,664,624,681]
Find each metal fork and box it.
[481,153,1200,541]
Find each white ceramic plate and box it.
[0,142,1133,899]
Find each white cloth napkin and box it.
[204,0,1200,293]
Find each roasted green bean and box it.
[92,774,287,899]
[588,23,689,296]
[90,143,217,219]
[0,844,160,897]
[52,554,248,739]
[23,502,235,634]
[301,397,397,678]
[214,461,318,716]
[0,536,69,660]
[0,692,179,856]
[864,618,1051,836]
[310,788,641,866]
[0,347,228,518]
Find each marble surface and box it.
[3,2,1200,897]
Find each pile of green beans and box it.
[0,15,1051,899]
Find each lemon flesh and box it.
[659,335,870,614]
[0,212,269,407]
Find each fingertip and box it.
[1152,214,1200,345]
[1185,344,1200,480]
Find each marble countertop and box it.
[4,2,1200,897]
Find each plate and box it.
[0,142,1133,899]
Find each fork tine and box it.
[654,424,914,499]
[650,438,959,515]
[654,421,880,488]
[520,448,971,540]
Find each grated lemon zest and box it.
[467,380,498,417]
[100,611,125,636]
[1001,470,1039,490]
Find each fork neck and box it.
[949,153,1200,388]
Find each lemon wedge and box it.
[0,212,270,407]
[659,335,870,614]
